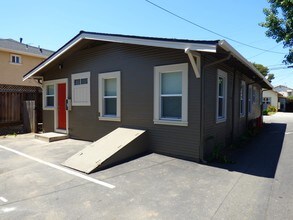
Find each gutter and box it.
[218,40,273,90]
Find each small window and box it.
[216,70,227,123]
[248,85,252,114]
[45,84,54,108]
[10,54,21,64]
[98,71,121,121]
[240,80,246,117]
[154,63,188,126]
[71,72,91,106]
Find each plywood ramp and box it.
[62,128,147,173]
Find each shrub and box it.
[268,106,277,112]
[263,109,268,115]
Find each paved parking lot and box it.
[0,113,291,219]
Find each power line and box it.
[248,43,283,59]
[145,0,286,55]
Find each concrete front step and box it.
[35,132,68,142]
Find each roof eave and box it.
[218,40,273,89]
[23,32,218,81]
[0,47,50,59]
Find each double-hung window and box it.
[154,63,188,126]
[71,72,91,106]
[98,71,121,121]
[216,70,227,123]
[240,80,246,117]
[44,84,54,109]
[248,85,252,114]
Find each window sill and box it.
[72,102,91,106]
[154,119,188,126]
[43,107,54,110]
[216,118,226,123]
[9,62,22,65]
[99,116,121,122]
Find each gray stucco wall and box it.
[42,43,201,161]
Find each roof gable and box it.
[22,31,273,90]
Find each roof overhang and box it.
[0,47,49,59]
[218,40,273,89]
[23,31,218,81]
[23,31,273,90]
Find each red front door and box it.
[58,83,66,130]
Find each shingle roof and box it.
[0,38,54,57]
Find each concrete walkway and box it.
[0,112,292,219]
[264,112,293,219]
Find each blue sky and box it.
[1,0,292,88]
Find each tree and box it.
[253,63,275,82]
[260,0,293,64]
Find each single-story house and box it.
[262,89,280,111]
[23,31,272,162]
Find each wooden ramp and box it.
[62,128,147,173]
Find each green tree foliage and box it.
[260,0,293,64]
[253,63,275,82]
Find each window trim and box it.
[43,83,55,110]
[248,85,252,114]
[154,63,188,126]
[216,69,227,123]
[71,72,91,106]
[10,54,22,65]
[240,80,246,117]
[98,71,121,122]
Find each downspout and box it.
[200,53,231,163]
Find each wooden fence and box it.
[0,84,42,132]
[0,92,23,123]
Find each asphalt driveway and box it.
[0,112,292,219]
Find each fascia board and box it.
[218,40,273,89]
[83,33,217,52]
[0,47,49,58]
[24,32,217,81]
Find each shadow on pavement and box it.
[208,123,286,178]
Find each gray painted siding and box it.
[202,56,263,158]
[43,43,201,161]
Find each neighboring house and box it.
[262,89,280,111]
[274,85,293,97]
[0,38,53,130]
[0,38,53,87]
[23,31,272,162]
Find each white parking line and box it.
[0,145,115,189]
[0,197,8,203]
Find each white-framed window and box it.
[248,85,252,114]
[216,70,227,123]
[98,71,121,121]
[71,72,91,106]
[43,84,55,110]
[154,63,188,126]
[240,80,246,117]
[10,54,21,64]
